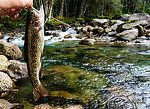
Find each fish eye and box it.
[31,11,34,14]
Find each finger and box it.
[10,13,19,20]
[9,9,20,19]
[0,8,10,16]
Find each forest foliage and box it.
[53,0,150,18]
[0,0,150,30]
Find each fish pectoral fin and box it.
[33,84,49,101]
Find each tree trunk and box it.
[59,0,65,17]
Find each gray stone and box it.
[34,104,83,109]
[107,31,117,36]
[0,99,19,109]
[122,20,148,30]
[0,72,14,93]
[0,40,22,60]
[116,28,139,41]
[145,29,150,37]
[7,60,28,82]
[66,105,83,109]
[121,13,150,22]
[0,55,8,72]
[117,20,149,33]
[93,19,109,26]
[109,20,124,31]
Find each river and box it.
[4,29,150,109]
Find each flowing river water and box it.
[4,30,150,109]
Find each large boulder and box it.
[121,13,150,22]
[117,20,148,32]
[116,28,139,41]
[117,20,148,33]
[0,40,22,60]
[0,72,14,93]
[7,60,28,82]
[0,55,8,72]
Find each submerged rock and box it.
[79,38,96,45]
[44,65,107,103]
[7,60,28,82]
[0,72,14,93]
[0,40,22,60]
[0,55,8,72]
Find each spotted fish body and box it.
[24,6,48,101]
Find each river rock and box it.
[116,20,148,33]
[34,104,54,109]
[0,40,22,60]
[145,29,150,37]
[0,99,19,109]
[7,60,28,82]
[0,55,8,72]
[64,34,72,39]
[66,105,83,109]
[116,28,139,41]
[93,19,109,26]
[109,20,124,31]
[34,104,83,109]
[107,31,117,36]
[92,27,104,36]
[79,38,96,45]
[0,72,14,93]
[82,25,94,32]
[136,26,145,36]
[121,13,150,22]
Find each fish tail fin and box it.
[33,84,49,101]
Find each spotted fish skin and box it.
[24,5,49,101]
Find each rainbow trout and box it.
[24,6,49,101]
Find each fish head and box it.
[30,5,44,33]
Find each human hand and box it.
[0,0,33,19]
